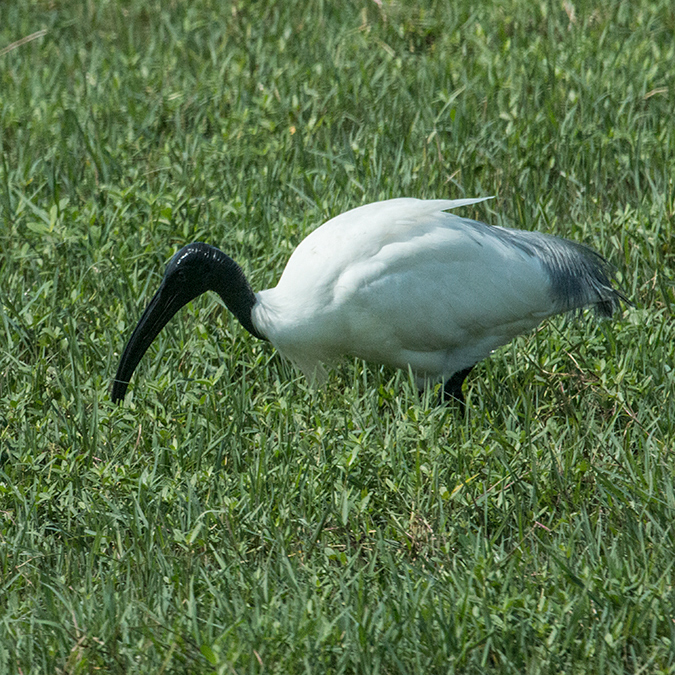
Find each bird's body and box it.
[254,198,576,386]
[111,198,626,405]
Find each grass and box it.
[1,0,674,672]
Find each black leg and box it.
[441,366,474,412]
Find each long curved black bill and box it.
[111,284,186,403]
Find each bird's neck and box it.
[209,250,265,340]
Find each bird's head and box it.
[161,243,224,301]
[111,243,259,403]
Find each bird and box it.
[111,197,627,408]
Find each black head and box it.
[111,243,260,403]
[162,243,223,297]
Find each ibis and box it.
[111,198,627,407]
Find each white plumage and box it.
[253,198,617,386]
[112,197,625,406]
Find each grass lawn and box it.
[1,0,674,672]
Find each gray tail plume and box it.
[526,235,629,317]
[480,223,630,317]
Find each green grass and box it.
[1,0,674,672]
